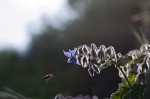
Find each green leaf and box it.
[122,79,129,87]
[110,85,129,99]
[128,73,136,85]
[121,63,137,87]
[110,84,146,99]
[111,64,145,99]
[120,66,137,87]
[123,83,146,99]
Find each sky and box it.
[0,0,79,52]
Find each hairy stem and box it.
[118,66,131,87]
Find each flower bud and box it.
[106,46,117,61]
[55,94,65,99]
[98,45,106,63]
[137,56,150,74]
[136,73,146,85]
[140,44,150,53]
[80,55,89,68]
[127,49,140,60]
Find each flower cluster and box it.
[63,44,117,76]
[63,44,150,80]
[55,94,99,99]
[126,44,150,84]
[63,44,150,99]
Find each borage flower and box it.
[63,48,80,65]
[137,56,150,74]
[127,44,150,61]
[63,44,118,77]
[77,44,101,76]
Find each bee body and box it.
[42,74,54,83]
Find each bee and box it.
[42,74,54,83]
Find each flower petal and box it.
[55,94,65,99]
[90,43,98,58]
[72,58,77,64]
[88,66,95,76]
[63,50,71,57]
[136,73,145,85]
[106,46,117,61]
[80,55,89,68]
[67,58,71,63]
[71,48,76,56]
[127,49,140,60]
[140,44,150,53]
[76,59,81,65]
[82,45,90,55]
[91,64,100,74]
[98,45,106,62]
[141,57,149,73]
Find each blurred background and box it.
[0,0,150,99]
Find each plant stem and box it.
[118,66,131,87]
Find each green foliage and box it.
[111,85,129,99]
[111,71,144,99]
[117,55,132,66]
[111,84,145,99]
[111,56,137,99]
[110,44,150,99]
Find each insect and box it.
[42,74,54,83]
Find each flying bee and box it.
[42,74,54,83]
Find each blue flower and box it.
[63,48,80,65]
